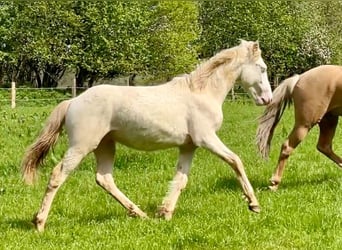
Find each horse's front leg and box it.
[157,145,196,220]
[200,133,260,212]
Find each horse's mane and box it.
[187,49,235,91]
[167,40,259,92]
[188,41,258,92]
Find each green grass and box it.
[0,100,342,249]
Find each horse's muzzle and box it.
[261,96,272,105]
[255,96,272,106]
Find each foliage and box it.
[1,101,342,249]
[308,1,342,65]
[145,1,200,77]
[0,1,341,88]
[0,1,82,86]
[198,1,339,83]
[0,1,199,87]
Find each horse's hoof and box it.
[128,209,148,219]
[268,183,279,192]
[36,223,45,232]
[268,179,280,191]
[249,204,261,213]
[156,206,173,220]
[32,214,45,232]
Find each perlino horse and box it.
[257,65,342,190]
[22,40,272,231]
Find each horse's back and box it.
[299,65,342,83]
[292,65,342,122]
[294,65,342,94]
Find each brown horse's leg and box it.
[94,136,147,218]
[270,125,310,191]
[316,114,342,166]
[199,133,260,213]
[157,145,196,220]
[33,148,86,232]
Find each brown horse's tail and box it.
[256,74,300,159]
[21,100,71,184]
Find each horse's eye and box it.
[259,66,266,74]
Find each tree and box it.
[198,1,337,84]
[0,1,81,87]
[70,1,199,85]
[0,1,200,87]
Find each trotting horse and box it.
[22,40,272,231]
[257,65,342,191]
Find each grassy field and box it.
[0,100,342,249]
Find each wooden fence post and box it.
[231,87,235,101]
[72,75,76,98]
[11,81,16,109]
[273,76,279,88]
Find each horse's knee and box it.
[179,175,188,190]
[95,173,105,187]
[172,172,188,191]
[48,163,63,188]
[95,173,114,190]
[317,143,328,153]
[219,152,242,168]
[316,133,332,155]
[279,143,292,160]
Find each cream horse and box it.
[22,40,272,231]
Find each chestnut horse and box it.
[22,40,272,231]
[257,65,342,190]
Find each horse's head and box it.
[238,40,272,106]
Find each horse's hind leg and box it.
[94,135,147,218]
[270,125,310,191]
[157,145,196,220]
[316,114,342,166]
[33,147,87,232]
[199,133,260,212]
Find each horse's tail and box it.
[21,100,71,185]
[256,74,300,159]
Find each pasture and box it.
[0,99,342,249]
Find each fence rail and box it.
[0,82,250,108]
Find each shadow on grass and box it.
[251,171,341,193]
[211,176,242,192]
[2,217,35,231]
[75,211,124,226]
[277,174,340,191]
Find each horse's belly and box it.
[110,129,190,151]
[330,107,342,116]
[109,104,190,150]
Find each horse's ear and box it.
[252,41,259,54]
[239,39,248,47]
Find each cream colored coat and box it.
[22,40,272,231]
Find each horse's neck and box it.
[205,68,239,105]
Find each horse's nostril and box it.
[261,97,271,105]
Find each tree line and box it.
[0,1,341,88]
